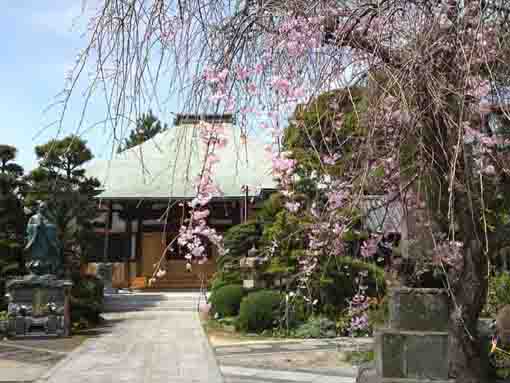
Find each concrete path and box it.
[36,291,223,383]
[214,338,373,383]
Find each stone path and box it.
[36,291,223,383]
[0,343,66,382]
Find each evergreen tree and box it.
[117,110,168,152]
[0,145,25,242]
[0,145,26,299]
[25,136,101,270]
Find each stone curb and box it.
[198,312,226,383]
[0,341,68,356]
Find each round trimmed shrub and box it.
[238,290,282,333]
[210,284,245,317]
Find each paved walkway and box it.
[36,292,223,383]
[214,338,373,383]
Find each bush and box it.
[483,273,510,317]
[0,311,7,337]
[0,279,6,312]
[320,256,386,315]
[210,272,243,294]
[210,284,245,317]
[219,221,262,269]
[238,290,282,333]
[71,274,104,326]
[295,316,337,338]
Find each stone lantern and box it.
[240,245,265,290]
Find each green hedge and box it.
[210,284,245,317]
[238,290,282,333]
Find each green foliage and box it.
[0,310,6,336]
[118,110,168,152]
[295,315,337,338]
[284,87,367,181]
[483,273,510,317]
[25,135,100,266]
[0,145,26,245]
[261,210,307,278]
[238,290,282,333]
[319,256,386,314]
[210,284,245,317]
[0,240,23,311]
[368,296,389,328]
[345,350,375,365]
[256,193,284,225]
[70,273,104,326]
[219,221,262,269]
[210,271,243,293]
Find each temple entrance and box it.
[141,232,166,277]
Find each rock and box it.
[496,305,510,347]
[356,363,378,383]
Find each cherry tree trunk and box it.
[449,240,488,383]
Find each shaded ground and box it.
[0,335,88,382]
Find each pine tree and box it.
[117,110,168,152]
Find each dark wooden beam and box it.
[102,201,112,263]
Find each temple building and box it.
[85,114,276,289]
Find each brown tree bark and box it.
[448,241,489,382]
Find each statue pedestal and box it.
[96,263,117,294]
[6,275,72,337]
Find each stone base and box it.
[357,366,455,383]
[375,329,449,380]
[388,288,449,332]
[6,274,72,337]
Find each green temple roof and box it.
[86,119,277,200]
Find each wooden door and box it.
[142,232,166,277]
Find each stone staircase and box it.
[130,261,216,290]
[103,291,203,313]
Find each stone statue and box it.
[24,202,63,277]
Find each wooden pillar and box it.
[244,186,248,222]
[103,201,113,263]
[125,209,132,287]
[136,213,143,277]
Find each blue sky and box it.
[1,1,176,172]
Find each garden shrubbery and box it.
[320,256,386,314]
[483,272,510,318]
[210,284,245,317]
[238,290,282,332]
[295,315,337,338]
[70,273,104,327]
[0,279,6,312]
[210,272,243,294]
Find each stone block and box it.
[388,288,449,332]
[46,315,57,334]
[15,317,26,335]
[376,329,449,380]
[380,380,454,383]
